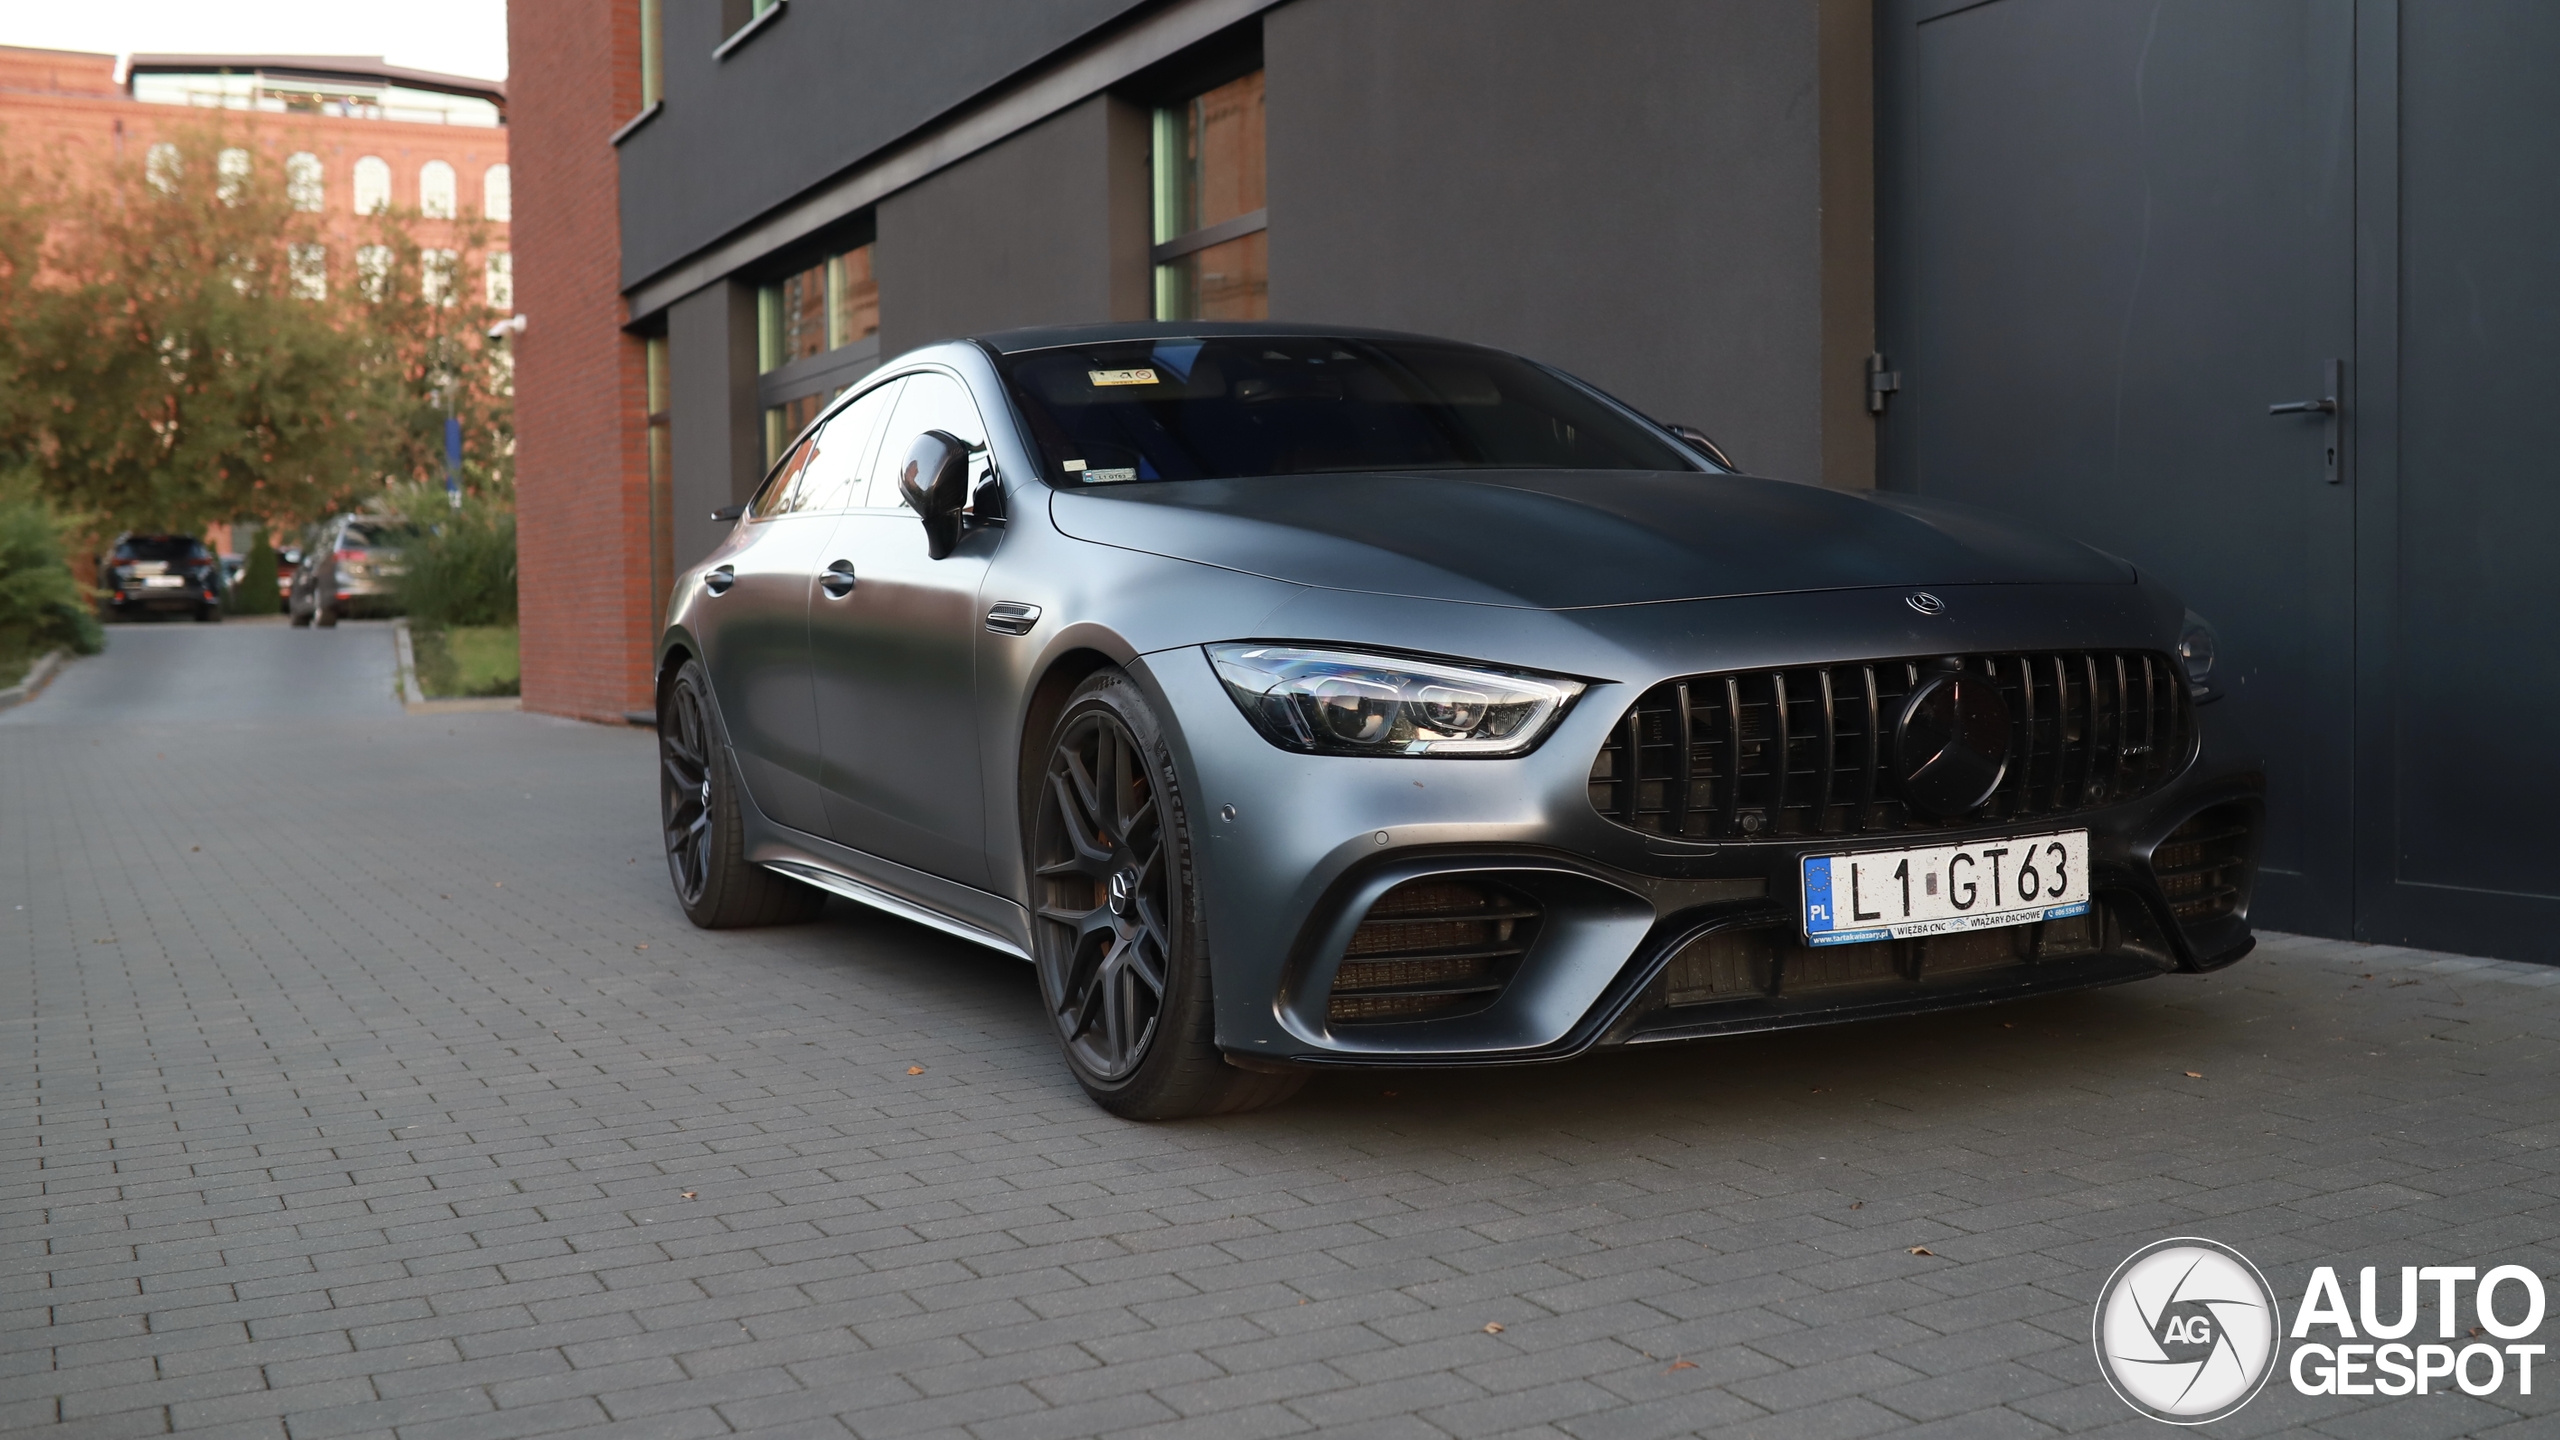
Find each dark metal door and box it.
[2354,1,2560,959]
[1877,0,2359,937]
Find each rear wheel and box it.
[659,658,824,929]
[195,602,222,623]
[1030,670,1303,1119]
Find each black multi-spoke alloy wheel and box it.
[659,658,825,929]
[1032,670,1303,1119]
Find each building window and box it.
[356,244,392,301]
[482,163,511,222]
[145,142,181,193]
[640,0,665,109]
[285,152,324,211]
[485,252,513,310]
[757,240,880,466]
[216,147,251,205]
[1152,68,1266,321]
[422,248,458,306]
[353,156,391,214]
[289,244,327,300]
[419,160,457,219]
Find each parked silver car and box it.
[657,323,2263,1118]
[289,515,411,627]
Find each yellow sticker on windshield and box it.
[1088,368,1159,387]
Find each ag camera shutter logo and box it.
[2092,1237,2282,1424]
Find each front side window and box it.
[790,381,902,515]
[1000,336,1699,485]
[1153,69,1266,321]
[866,372,988,509]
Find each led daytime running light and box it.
[1207,643,1582,758]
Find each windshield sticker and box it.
[1083,468,1138,484]
[1061,459,1087,472]
[1088,368,1159,387]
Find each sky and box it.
[2,0,510,82]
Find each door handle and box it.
[2268,358,2344,484]
[702,565,734,595]
[818,559,857,598]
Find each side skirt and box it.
[760,858,1032,962]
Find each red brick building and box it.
[506,1,662,724]
[0,46,510,296]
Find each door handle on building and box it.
[818,559,857,597]
[2268,359,2344,484]
[703,565,734,595]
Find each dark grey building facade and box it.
[615,0,2557,964]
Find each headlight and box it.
[1207,643,1584,757]
[2178,611,2218,696]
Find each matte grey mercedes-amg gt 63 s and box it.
[657,322,2264,1118]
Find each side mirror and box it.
[709,503,746,523]
[1665,423,1737,472]
[897,429,974,559]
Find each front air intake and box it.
[1326,878,1539,1025]
[2152,804,2253,924]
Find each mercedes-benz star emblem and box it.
[1906,591,1946,615]
[2093,1237,2281,1424]
[1107,870,1137,917]
[1894,670,2012,815]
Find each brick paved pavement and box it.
[5,623,2557,1440]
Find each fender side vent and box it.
[1327,878,1539,1025]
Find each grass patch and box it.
[411,624,520,698]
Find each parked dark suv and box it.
[100,534,224,622]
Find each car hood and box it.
[1046,470,2133,610]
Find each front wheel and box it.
[1030,669,1302,1119]
[659,658,825,929]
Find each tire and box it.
[659,658,826,929]
[195,603,222,623]
[1029,669,1304,1119]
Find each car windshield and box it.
[997,336,1701,485]
[117,535,203,561]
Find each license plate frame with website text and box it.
[1802,829,2090,946]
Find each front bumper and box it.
[1140,643,2263,1069]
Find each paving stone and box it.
[6,624,2557,1440]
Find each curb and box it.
[0,649,69,713]
[392,618,521,715]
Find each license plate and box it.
[1802,829,2090,946]
[140,575,187,588]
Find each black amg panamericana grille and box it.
[1589,652,2192,840]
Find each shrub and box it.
[388,485,517,628]
[0,470,104,671]
[230,527,279,615]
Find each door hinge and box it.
[1866,352,1901,416]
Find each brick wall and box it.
[510,0,654,723]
